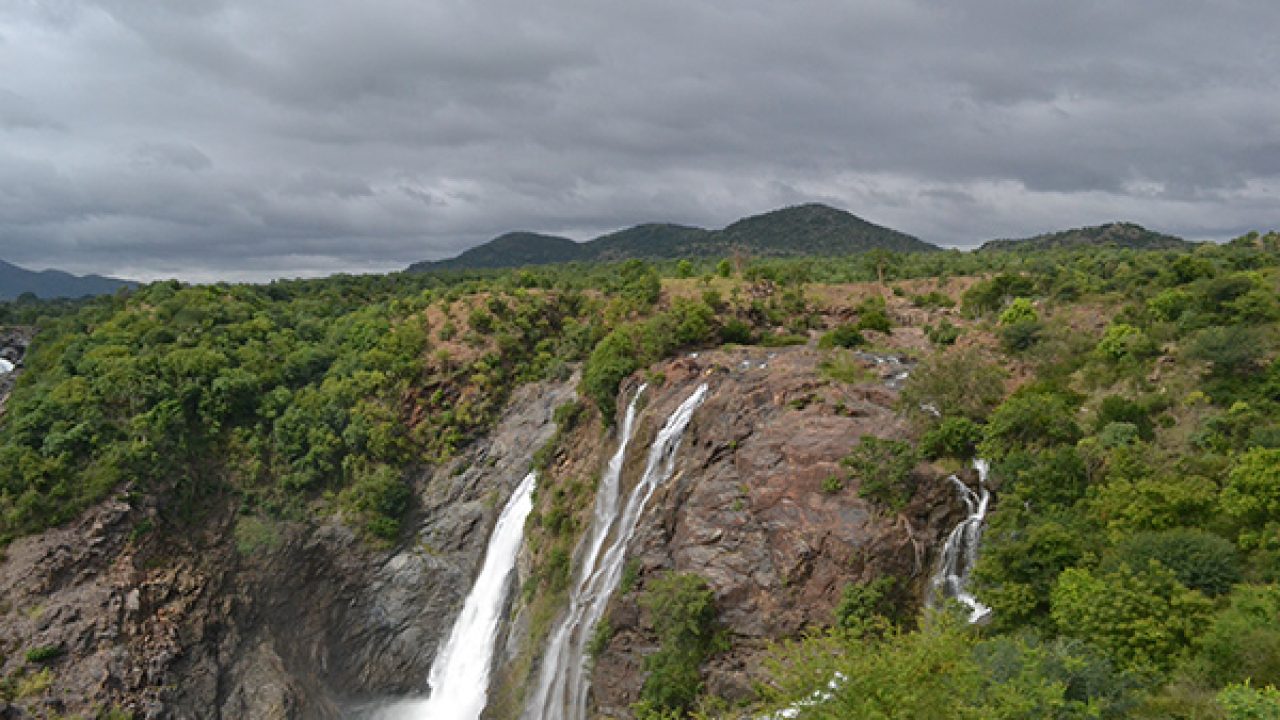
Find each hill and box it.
[408,203,937,272]
[0,259,134,300]
[979,222,1194,252]
[416,232,584,271]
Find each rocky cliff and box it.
[492,345,965,718]
[1,327,970,719]
[0,376,575,719]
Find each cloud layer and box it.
[1,1,1277,281]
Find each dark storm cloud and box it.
[0,0,1277,281]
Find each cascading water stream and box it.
[373,470,538,720]
[527,383,708,720]
[929,458,992,624]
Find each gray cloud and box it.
[0,0,1277,282]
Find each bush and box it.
[836,577,898,628]
[992,447,1088,509]
[925,319,962,346]
[1186,325,1265,377]
[899,348,1007,424]
[920,417,983,460]
[999,298,1039,326]
[1105,528,1241,597]
[1094,395,1155,441]
[1095,323,1157,362]
[855,297,893,333]
[844,437,920,510]
[23,645,63,663]
[1217,681,1280,720]
[999,319,1044,353]
[962,274,1036,315]
[720,317,754,344]
[638,573,723,714]
[1193,585,1280,689]
[1051,564,1213,672]
[818,324,866,349]
[980,392,1081,461]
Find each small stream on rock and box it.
[371,470,538,720]
[929,458,992,624]
[526,383,708,720]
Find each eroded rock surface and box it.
[0,377,575,719]
[585,347,962,715]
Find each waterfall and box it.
[527,383,708,720]
[374,470,538,720]
[929,458,992,624]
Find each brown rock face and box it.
[579,346,961,716]
[0,377,576,719]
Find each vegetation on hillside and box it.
[3,228,1280,718]
[408,203,935,272]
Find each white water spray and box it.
[930,458,992,623]
[375,470,538,720]
[527,384,708,720]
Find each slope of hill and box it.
[408,203,937,272]
[411,232,583,271]
[713,203,934,256]
[0,259,134,300]
[979,222,1194,252]
[586,223,713,262]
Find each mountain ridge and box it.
[979,221,1194,252]
[408,203,937,272]
[0,259,135,300]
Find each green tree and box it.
[1051,564,1213,672]
[844,437,920,510]
[899,348,1007,425]
[980,393,1081,461]
[638,573,723,714]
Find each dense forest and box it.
[2,230,1280,718]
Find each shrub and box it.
[1051,564,1213,672]
[1105,528,1241,597]
[925,319,962,346]
[920,417,983,460]
[962,274,1036,315]
[1094,395,1155,441]
[999,298,1039,326]
[836,577,898,628]
[1095,323,1157,362]
[844,437,920,511]
[638,573,724,714]
[818,324,866,349]
[1186,325,1265,377]
[899,348,1007,424]
[720,318,754,344]
[1194,585,1280,688]
[999,319,1044,353]
[1217,681,1280,720]
[980,393,1081,461]
[23,645,63,663]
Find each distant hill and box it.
[586,223,714,262]
[979,222,1195,252]
[423,232,584,270]
[407,203,937,272]
[0,259,135,301]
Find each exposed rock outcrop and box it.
[0,376,576,719]
[497,346,964,718]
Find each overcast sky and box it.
[1,1,1277,282]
